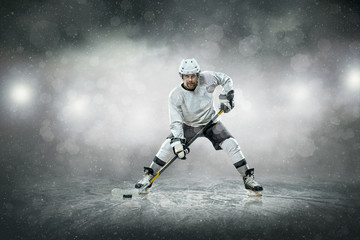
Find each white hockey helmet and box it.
[178,58,201,77]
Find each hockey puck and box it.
[123,194,133,199]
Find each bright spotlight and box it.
[10,83,32,104]
[346,69,360,90]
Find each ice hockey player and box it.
[135,58,263,194]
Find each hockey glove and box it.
[170,138,190,160]
[219,90,235,113]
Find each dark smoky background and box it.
[0,0,359,190]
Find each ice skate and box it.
[243,168,263,197]
[135,167,154,191]
[111,167,154,199]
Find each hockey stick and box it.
[138,109,225,194]
[111,110,224,198]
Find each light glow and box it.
[292,83,309,102]
[346,69,360,90]
[66,95,90,118]
[10,83,32,105]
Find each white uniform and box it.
[168,71,233,139]
[151,70,249,176]
[136,59,262,193]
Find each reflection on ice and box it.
[2,174,359,239]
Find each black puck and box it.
[123,194,132,199]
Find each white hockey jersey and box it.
[168,71,234,139]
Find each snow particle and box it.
[239,35,263,57]
[40,93,52,104]
[56,142,66,154]
[144,11,155,22]
[40,125,55,142]
[39,61,46,68]
[65,25,78,38]
[200,41,221,59]
[120,0,132,11]
[64,140,80,155]
[290,54,311,72]
[341,129,355,140]
[61,57,68,65]
[204,24,224,42]
[163,20,174,31]
[349,41,360,55]
[296,137,316,158]
[16,46,24,54]
[317,39,332,52]
[330,116,341,125]
[30,21,60,50]
[110,16,121,27]
[277,38,297,57]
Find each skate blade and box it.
[111,188,148,199]
[247,190,262,197]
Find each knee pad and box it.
[155,138,173,162]
[220,138,249,176]
[220,138,243,156]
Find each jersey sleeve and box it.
[213,71,234,94]
[168,89,185,139]
[201,71,234,94]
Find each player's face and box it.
[182,74,198,90]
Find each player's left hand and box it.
[219,90,234,113]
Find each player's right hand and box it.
[170,138,189,159]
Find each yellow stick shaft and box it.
[140,110,224,193]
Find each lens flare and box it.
[66,95,90,118]
[10,83,32,104]
[346,68,360,90]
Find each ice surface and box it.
[1,0,360,239]
[1,175,359,240]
